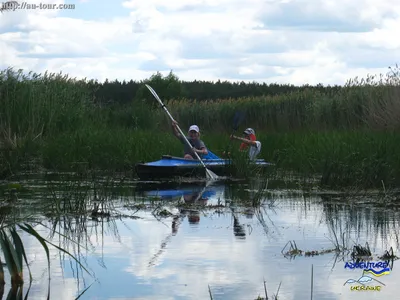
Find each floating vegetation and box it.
[378,246,399,260]
[351,242,372,259]
[282,240,303,257]
[282,240,346,258]
[282,239,400,268]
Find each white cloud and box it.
[0,0,399,85]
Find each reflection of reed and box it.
[224,178,282,240]
[34,172,131,296]
[0,174,119,299]
[254,206,282,239]
[320,194,400,252]
[44,174,128,270]
[276,192,400,269]
[8,171,400,299]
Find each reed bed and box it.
[162,66,400,133]
[1,65,400,188]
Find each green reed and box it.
[0,171,136,298]
[0,204,92,299]
[1,65,400,188]
[261,130,400,188]
[164,69,400,133]
[0,68,91,138]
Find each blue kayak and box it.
[134,155,272,180]
[143,188,217,200]
[135,181,225,201]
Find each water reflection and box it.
[320,194,400,251]
[138,181,249,240]
[0,175,400,299]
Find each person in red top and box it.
[230,128,262,160]
[238,130,257,150]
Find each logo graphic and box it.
[363,267,391,277]
[343,260,390,291]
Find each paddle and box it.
[145,84,219,181]
[224,111,245,156]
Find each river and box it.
[0,172,398,300]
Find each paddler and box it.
[171,120,209,159]
[230,128,262,160]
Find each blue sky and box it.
[0,0,399,85]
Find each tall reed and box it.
[163,69,400,133]
[1,65,400,188]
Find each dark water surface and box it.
[1,173,399,300]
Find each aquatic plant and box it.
[208,279,281,300]
[0,177,99,299]
[221,148,269,179]
[0,222,92,299]
[351,242,372,259]
[379,246,399,260]
[163,65,400,133]
[1,65,400,188]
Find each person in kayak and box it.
[171,120,209,159]
[230,128,261,160]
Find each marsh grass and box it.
[1,171,147,297]
[263,130,400,188]
[0,171,138,299]
[40,128,184,171]
[0,68,91,177]
[164,67,400,133]
[0,221,92,299]
[1,66,400,188]
[220,149,266,179]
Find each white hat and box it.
[243,128,255,135]
[189,125,199,133]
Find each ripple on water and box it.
[1,176,399,300]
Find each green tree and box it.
[134,71,188,106]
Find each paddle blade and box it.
[145,84,163,107]
[145,84,157,98]
[145,84,175,122]
[205,168,219,180]
[233,111,245,131]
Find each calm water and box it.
[1,173,399,300]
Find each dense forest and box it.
[88,71,344,105]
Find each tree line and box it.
[87,71,343,105]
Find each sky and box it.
[0,0,399,85]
